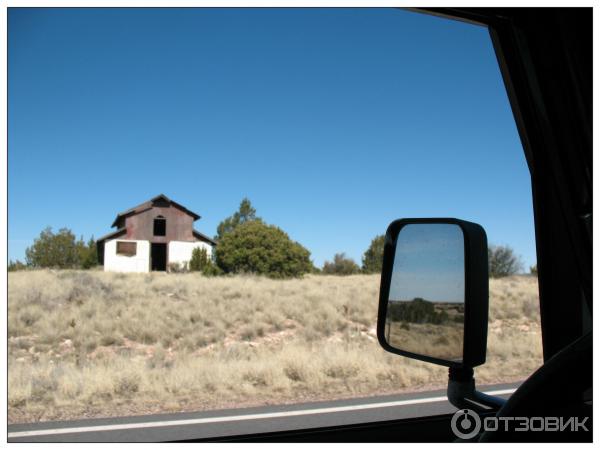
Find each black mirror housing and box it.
[377,218,489,369]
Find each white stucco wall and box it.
[168,241,213,269]
[104,239,150,273]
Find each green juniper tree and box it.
[322,253,361,275]
[25,227,82,269]
[488,244,524,278]
[190,247,221,276]
[215,198,259,240]
[215,220,312,278]
[362,235,385,274]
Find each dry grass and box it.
[8,271,542,424]
[388,321,464,361]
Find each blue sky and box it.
[8,8,536,269]
[390,224,464,303]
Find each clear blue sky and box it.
[8,8,536,270]
[390,224,464,303]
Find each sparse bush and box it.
[215,220,313,278]
[99,335,122,346]
[25,227,97,269]
[168,262,188,273]
[189,247,221,276]
[79,237,98,269]
[30,375,58,404]
[114,373,140,396]
[189,248,205,271]
[488,245,524,278]
[283,361,307,382]
[8,260,27,271]
[387,298,455,324]
[322,253,360,275]
[204,263,223,276]
[325,362,359,379]
[26,227,81,269]
[362,235,385,274]
[19,308,41,327]
[530,264,538,275]
[240,325,257,341]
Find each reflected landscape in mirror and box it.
[385,223,465,362]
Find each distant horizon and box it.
[9,8,537,269]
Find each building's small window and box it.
[154,216,166,236]
[116,241,137,256]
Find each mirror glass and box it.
[385,223,465,362]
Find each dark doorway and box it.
[151,243,167,271]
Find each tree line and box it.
[9,228,97,271]
[9,198,529,279]
[387,298,453,325]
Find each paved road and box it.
[8,382,520,442]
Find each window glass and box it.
[8,8,542,433]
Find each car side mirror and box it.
[377,218,505,414]
[377,218,489,368]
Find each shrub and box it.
[387,298,452,324]
[189,248,206,272]
[8,260,27,271]
[488,245,524,278]
[202,263,223,277]
[114,373,140,396]
[189,247,221,276]
[168,262,188,273]
[322,253,360,275]
[24,227,98,269]
[530,264,538,275]
[79,237,98,269]
[362,235,385,274]
[215,220,313,278]
[26,227,81,269]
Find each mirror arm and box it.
[447,367,506,413]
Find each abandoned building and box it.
[97,194,216,272]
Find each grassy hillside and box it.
[8,271,542,423]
